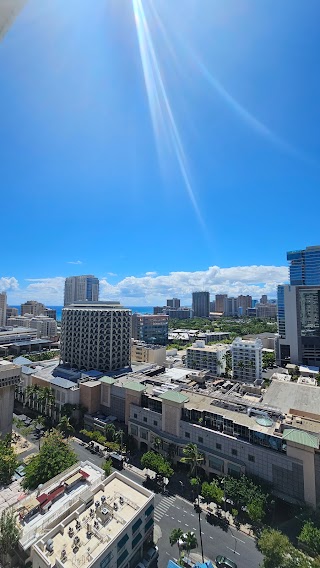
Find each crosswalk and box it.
[154,495,176,523]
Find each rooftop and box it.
[263,380,320,415]
[31,471,153,568]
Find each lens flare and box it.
[132,0,206,230]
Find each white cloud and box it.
[67,260,83,265]
[4,265,288,305]
[145,271,157,276]
[0,277,19,292]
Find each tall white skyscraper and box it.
[0,292,7,327]
[64,275,99,306]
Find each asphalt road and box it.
[71,440,263,568]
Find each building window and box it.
[198,436,203,444]
[117,549,129,568]
[145,517,154,533]
[228,463,241,477]
[143,417,147,423]
[248,454,255,463]
[100,552,113,568]
[132,518,142,534]
[208,456,224,472]
[154,420,158,426]
[130,425,138,436]
[216,443,222,450]
[145,504,154,517]
[231,449,237,456]
[132,532,142,549]
[117,533,129,552]
[140,429,148,440]
[134,413,137,419]
[185,432,190,439]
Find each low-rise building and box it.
[7,315,57,338]
[131,341,166,366]
[132,314,168,346]
[0,360,21,437]
[231,337,263,382]
[16,462,154,568]
[186,341,227,375]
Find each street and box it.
[71,439,263,568]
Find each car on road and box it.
[215,555,237,568]
[135,545,159,568]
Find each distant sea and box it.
[11,305,154,321]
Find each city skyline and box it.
[1,1,320,298]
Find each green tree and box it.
[57,415,75,438]
[0,441,19,485]
[0,507,21,566]
[201,480,224,506]
[258,528,291,568]
[105,423,116,442]
[299,521,320,556]
[140,451,173,478]
[262,351,276,368]
[103,459,112,477]
[224,474,268,522]
[153,437,162,451]
[23,431,77,490]
[182,531,198,559]
[169,528,184,554]
[181,443,204,562]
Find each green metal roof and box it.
[124,381,146,392]
[159,391,189,404]
[282,428,319,449]
[99,376,115,385]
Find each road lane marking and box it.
[226,547,240,556]
[209,536,213,540]
[234,537,246,544]
[171,516,175,519]
[178,520,181,523]
[185,524,189,527]
[165,514,169,517]
[190,513,195,517]
[192,528,197,531]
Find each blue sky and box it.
[1,0,320,305]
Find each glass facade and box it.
[287,247,320,285]
[277,285,286,337]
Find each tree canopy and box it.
[140,451,173,478]
[224,474,268,523]
[299,521,320,556]
[0,508,21,565]
[0,440,19,485]
[201,480,224,505]
[23,431,77,490]
[258,528,319,568]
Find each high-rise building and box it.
[225,297,237,317]
[192,291,210,318]
[287,245,320,286]
[21,300,46,316]
[231,337,263,382]
[64,275,99,306]
[215,294,227,314]
[167,298,180,308]
[277,285,320,367]
[0,292,7,326]
[237,295,252,315]
[186,341,228,375]
[60,302,131,372]
[0,360,21,438]
[260,295,268,305]
[132,314,168,345]
[43,307,56,320]
[256,303,277,319]
[209,300,216,312]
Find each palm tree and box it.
[57,416,75,438]
[181,444,204,562]
[169,528,184,555]
[182,531,198,560]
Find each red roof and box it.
[79,469,90,479]
[37,485,65,507]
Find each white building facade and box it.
[231,337,263,382]
[186,341,227,375]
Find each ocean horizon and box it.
[11,305,154,321]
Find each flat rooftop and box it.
[33,472,152,568]
[263,380,320,415]
[187,344,227,353]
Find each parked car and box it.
[215,556,237,568]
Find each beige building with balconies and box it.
[186,341,228,375]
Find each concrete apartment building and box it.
[0,360,21,437]
[15,462,154,568]
[60,302,131,372]
[64,275,99,306]
[153,306,192,319]
[131,314,168,346]
[256,303,277,319]
[215,294,227,314]
[6,306,18,322]
[231,337,263,382]
[7,315,57,338]
[0,292,7,326]
[186,341,228,375]
[237,295,253,316]
[192,291,210,318]
[21,300,46,316]
[131,341,166,366]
